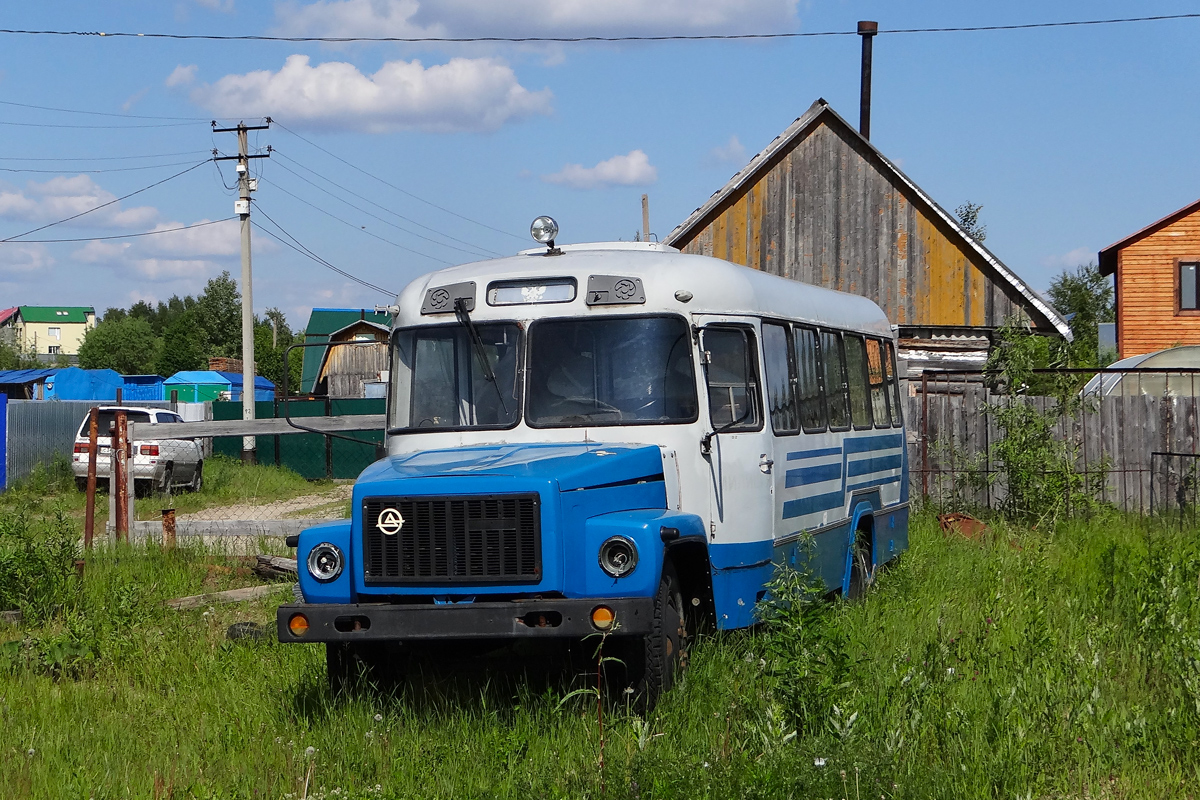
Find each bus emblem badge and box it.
[377,508,405,535]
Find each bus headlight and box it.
[307,543,344,582]
[598,536,638,578]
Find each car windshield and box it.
[526,316,697,427]
[390,323,522,431]
[79,410,152,438]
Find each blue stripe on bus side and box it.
[784,462,842,488]
[843,433,904,454]
[786,447,842,461]
[846,474,901,493]
[782,489,845,519]
[846,454,903,477]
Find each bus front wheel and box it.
[624,561,688,711]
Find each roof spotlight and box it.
[530,216,559,247]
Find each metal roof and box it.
[17,306,94,324]
[665,98,1072,340]
[0,307,17,327]
[1097,197,1200,277]
[0,368,58,385]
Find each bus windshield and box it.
[390,323,522,431]
[526,315,697,427]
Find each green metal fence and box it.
[212,398,385,480]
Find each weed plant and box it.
[0,509,1197,798]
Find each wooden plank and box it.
[131,415,385,440]
[167,583,291,611]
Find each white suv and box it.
[72,406,203,494]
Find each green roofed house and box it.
[300,308,393,395]
[2,306,96,361]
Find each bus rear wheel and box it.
[846,533,873,600]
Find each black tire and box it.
[157,463,174,495]
[621,561,688,712]
[189,460,203,493]
[75,477,88,493]
[846,531,873,600]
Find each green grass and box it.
[0,455,337,523]
[0,508,1197,798]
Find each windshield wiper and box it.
[454,298,509,416]
[700,404,752,455]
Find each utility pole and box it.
[213,119,270,464]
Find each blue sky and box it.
[0,1,1197,329]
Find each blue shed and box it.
[216,371,276,402]
[0,368,59,400]
[44,368,123,401]
[123,374,165,402]
[164,371,275,402]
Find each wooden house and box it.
[314,320,390,398]
[1098,198,1200,358]
[666,99,1070,373]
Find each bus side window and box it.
[701,327,762,431]
[844,333,873,429]
[865,338,891,428]
[795,326,827,432]
[884,340,903,427]
[762,322,798,434]
[820,330,850,431]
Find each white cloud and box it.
[1041,246,1095,271]
[71,218,246,282]
[122,88,149,112]
[0,243,53,274]
[194,0,235,11]
[542,150,657,189]
[705,135,746,166]
[275,0,798,38]
[166,64,198,87]
[0,175,158,229]
[191,54,552,133]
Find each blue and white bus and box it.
[278,219,909,705]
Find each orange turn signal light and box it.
[591,605,615,631]
[288,613,310,637]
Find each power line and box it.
[0,14,1197,42]
[273,121,526,242]
[0,118,197,129]
[0,159,211,242]
[0,99,208,121]
[268,152,501,257]
[0,150,209,162]
[251,207,396,296]
[0,159,211,174]
[258,179,452,265]
[13,217,235,243]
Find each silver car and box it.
[71,406,203,494]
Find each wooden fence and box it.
[908,371,1200,515]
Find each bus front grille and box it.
[361,494,541,584]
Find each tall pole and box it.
[214,119,271,464]
[858,20,878,140]
[641,194,650,243]
[237,123,256,464]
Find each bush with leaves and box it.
[977,316,1107,525]
[757,559,855,737]
[0,506,79,622]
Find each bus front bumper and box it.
[276,598,655,643]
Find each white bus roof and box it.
[395,244,894,338]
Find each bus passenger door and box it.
[696,320,774,624]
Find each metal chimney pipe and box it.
[858,20,878,139]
